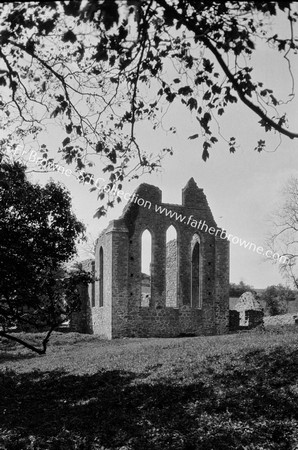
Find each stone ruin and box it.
[71,178,230,339]
[229,291,264,331]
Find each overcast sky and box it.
[24,8,298,290]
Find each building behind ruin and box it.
[229,291,264,331]
[71,178,230,339]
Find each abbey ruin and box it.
[71,178,230,338]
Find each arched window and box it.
[141,229,152,307]
[191,234,202,308]
[99,246,104,307]
[166,225,178,307]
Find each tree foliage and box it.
[260,284,295,315]
[0,1,298,216]
[229,281,255,298]
[0,156,91,353]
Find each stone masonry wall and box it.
[166,239,178,308]
[75,178,230,339]
[92,227,114,338]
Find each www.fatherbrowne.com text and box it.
[13,146,287,264]
[125,193,288,265]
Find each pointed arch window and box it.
[166,225,178,307]
[141,230,152,307]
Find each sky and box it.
[17,5,298,290]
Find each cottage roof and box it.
[234,291,263,311]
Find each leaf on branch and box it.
[103,165,114,173]
[97,191,105,200]
[93,206,106,219]
[65,123,73,134]
[270,94,278,106]
[94,44,108,62]
[247,39,255,50]
[62,30,77,43]
[162,147,174,155]
[108,149,117,164]
[187,98,197,111]
[109,55,116,67]
[188,134,199,140]
[96,142,104,153]
[55,94,65,103]
[26,40,35,55]
[39,19,57,35]
[64,146,74,164]
[202,141,211,162]
[212,85,221,95]
[198,112,212,134]
[203,58,214,73]
[224,87,238,104]
[178,86,193,96]
[76,158,84,170]
[75,126,82,136]
[163,8,176,26]
[203,91,211,101]
[166,92,176,102]
[100,0,120,30]
[119,57,130,70]
[50,106,62,118]
[254,139,266,152]
[278,114,287,127]
[62,137,71,147]
[228,137,237,153]
[203,112,211,123]
[63,1,81,16]
[258,118,272,132]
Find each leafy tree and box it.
[229,281,255,298]
[0,156,92,354]
[1,1,298,217]
[260,284,295,316]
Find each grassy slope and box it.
[1,327,298,449]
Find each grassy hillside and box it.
[1,327,298,449]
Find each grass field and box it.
[1,327,298,449]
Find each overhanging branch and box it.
[155,0,298,140]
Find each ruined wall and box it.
[92,224,121,339]
[214,235,230,334]
[165,239,178,308]
[230,291,264,331]
[75,178,230,339]
[103,179,229,338]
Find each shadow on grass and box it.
[1,346,298,449]
[0,352,38,362]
